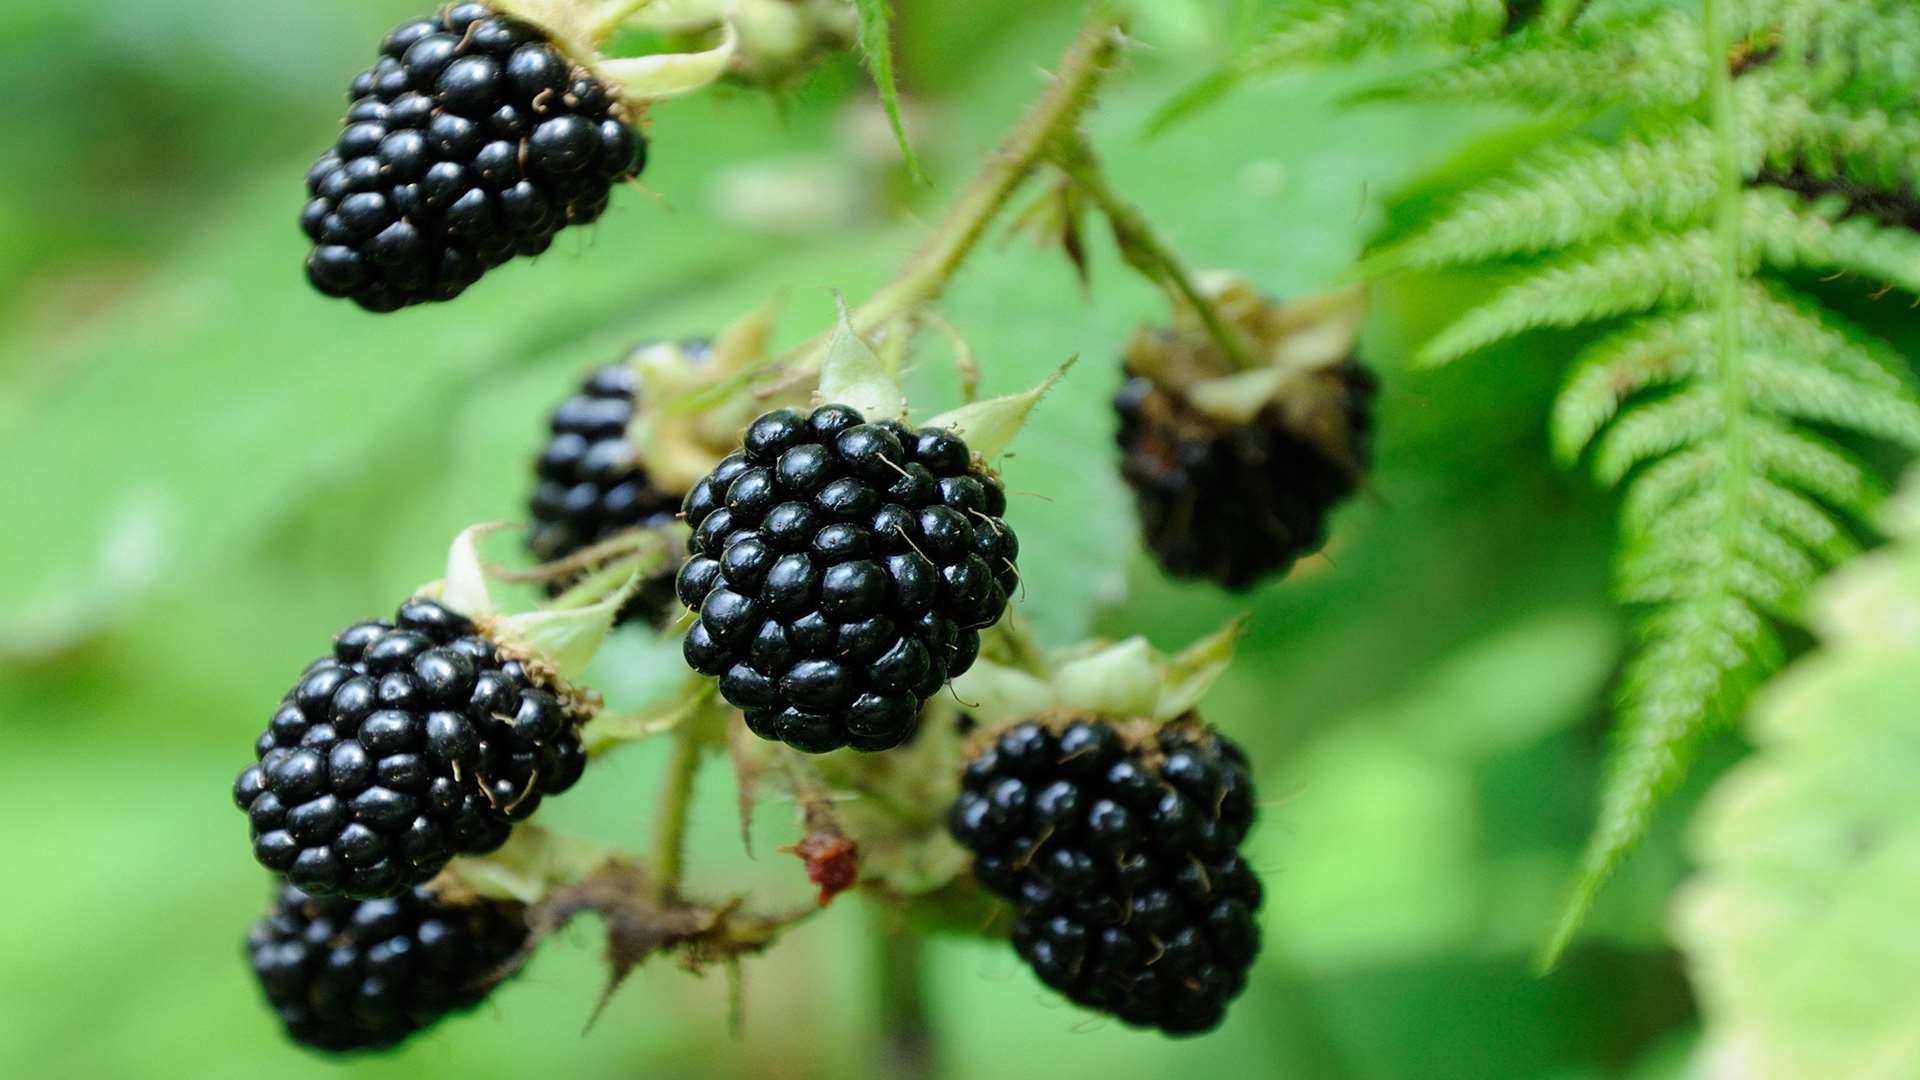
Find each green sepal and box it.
[1155,614,1248,720]
[427,523,631,685]
[817,295,908,421]
[493,571,635,685]
[597,21,740,102]
[920,357,1075,461]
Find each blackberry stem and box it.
[1050,132,1262,371]
[872,909,937,1080]
[783,14,1129,370]
[652,719,708,900]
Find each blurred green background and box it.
[0,2,1707,1077]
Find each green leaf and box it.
[851,0,925,183]
[1676,472,1920,1077]
[920,357,1074,462]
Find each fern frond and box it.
[1746,283,1914,394]
[1316,0,1920,963]
[1744,188,1920,294]
[1744,473,1860,562]
[1545,592,1781,964]
[1418,230,1719,365]
[1361,126,1724,276]
[1591,386,1723,485]
[1420,190,1920,367]
[1356,10,1706,109]
[1743,352,1920,450]
[1746,421,1882,517]
[1144,0,1506,135]
[1552,311,1715,462]
[1771,101,1920,190]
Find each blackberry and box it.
[232,597,591,899]
[247,882,527,1052]
[675,404,1019,753]
[949,717,1263,1035]
[527,350,703,624]
[302,3,647,312]
[1115,356,1374,590]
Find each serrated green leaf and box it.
[920,358,1074,461]
[851,0,925,183]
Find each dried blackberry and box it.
[1115,357,1374,590]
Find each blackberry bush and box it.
[950,716,1263,1035]
[247,882,527,1053]
[232,596,591,899]
[527,349,703,624]
[301,3,646,311]
[1116,356,1376,590]
[675,404,1020,753]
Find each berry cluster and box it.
[233,598,590,899]
[1114,359,1375,590]
[248,883,527,1053]
[302,3,646,311]
[676,405,1019,753]
[527,354,695,624]
[950,717,1263,1035]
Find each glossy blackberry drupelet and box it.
[1114,359,1375,591]
[950,718,1263,1035]
[233,598,591,899]
[676,405,1019,753]
[248,883,527,1053]
[302,3,647,311]
[526,353,698,624]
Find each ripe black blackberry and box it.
[949,716,1263,1036]
[302,3,647,312]
[675,405,1019,753]
[527,350,702,624]
[232,597,591,899]
[247,882,527,1053]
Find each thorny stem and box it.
[781,14,1129,370]
[652,720,708,900]
[872,908,937,1080]
[1051,132,1261,371]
